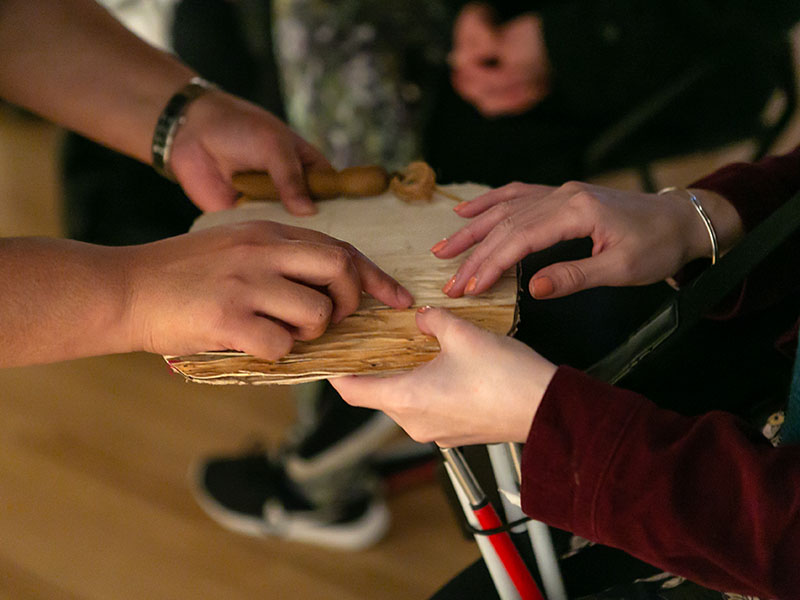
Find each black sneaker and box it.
[190,449,390,551]
[191,382,410,550]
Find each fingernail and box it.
[430,238,448,254]
[453,201,469,213]
[532,277,554,299]
[417,305,432,313]
[442,276,457,294]
[465,276,478,294]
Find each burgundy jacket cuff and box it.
[520,365,647,539]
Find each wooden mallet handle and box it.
[232,165,389,200]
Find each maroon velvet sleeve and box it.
[521,366,800,598]
[691,145,800,231]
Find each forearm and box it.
[0,0,194,163]
[0,238,135,366]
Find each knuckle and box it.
[312,294,334,323]
[337,293,360,318]
[327,245,354,275]
[560,263,588,290]
[566,190,601,216]
[238,220,265,235]
[296,295,333,339]
[507,181,529,196]
[498,214,518,235]
[216,318,249,353]
[337,241,359,257]
[262,333,293,361]
[259,130,283,152]
[228,221,278,249]
[211,289,245,328]
[226,243,257,263]
[492,199,513,219]
[561,180,588,195]
[460,223,483,247]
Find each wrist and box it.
[658,187,719,265]
[513,356,557,443]
[111,244,151,355]
[69,243,139,358]
[151,76,215,181]
[688,189,745,257]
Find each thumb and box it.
[415,306,481,351]
[329,374,406,411]
[529,254,612,299]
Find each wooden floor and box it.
[0,353,480,600]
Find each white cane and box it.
[487,443,567,600]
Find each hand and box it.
[170,89,332,216]
[122,221,413,359]
[331,307,556,447]
[433,181,743,299]
[450,4,550,117]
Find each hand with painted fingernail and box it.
[432,181,744,300]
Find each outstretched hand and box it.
[331,307,555,447]
[434,181,741,300]
[170,89,332,216]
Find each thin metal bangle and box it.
[151,76,214,181]
[659,186,719,265]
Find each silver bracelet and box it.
[658,186,719,265]
[151,76,215,181]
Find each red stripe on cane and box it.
[474,503,544,600]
